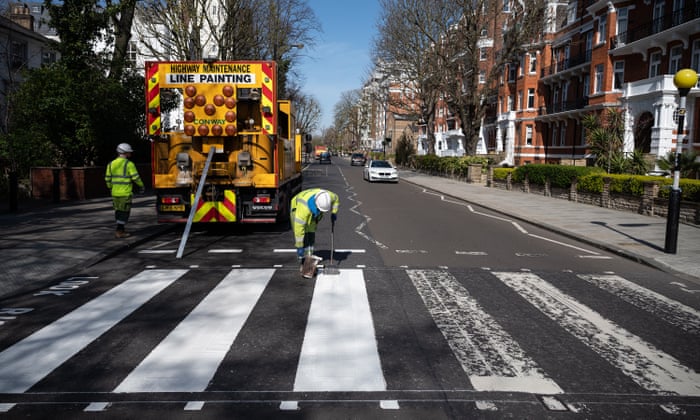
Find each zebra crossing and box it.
[0,266,698,410]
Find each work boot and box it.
[115,230,131,238]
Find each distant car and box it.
[350,153,367,166]
[319,151,332,164]
[363,159,398,183]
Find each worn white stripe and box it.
[207,249,243,253]
[114,268,273,392]
[294,269,386,391]
[578,274,700,335]
[494,271,700,396]
[0,269,186,394]
[407,269,562,394]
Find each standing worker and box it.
[105,143,145,238]
[290,188,339,269]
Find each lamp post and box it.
[664,68,698,253]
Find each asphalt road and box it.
[0,157,698,419]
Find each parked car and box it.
[363,160,398,183]
[350,152,367,166]
[319,151,332,164]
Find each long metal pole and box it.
[177,147,215,259]
[664,94,686,254]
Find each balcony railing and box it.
[541,50,592,78]
[545,97,589,114]
[612,5,700,47]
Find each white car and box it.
[363,160,398,183]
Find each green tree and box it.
[582,108,625,174]
[394,133,415,167]
[657,150,700,179]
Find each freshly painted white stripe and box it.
[578,274,700,335]
[207,249,243,253]
[0,404,15,412]
[407,269,563,394]
[114,268,273,393]
[494,271,700,396]
[294,269,386,392]
[578,255,612,259]
[0,269,186,394]
[279,401,299,410]
[380,400,400,409]
[184,401,205,411]
[84,402,109,412]
[138,249,177,254]
[396,249,427,254]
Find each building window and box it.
[614,61,624,90]
[560,125,566,146]
[503,0,510,12]
[127,40,138,64]
[597,15,607,44]
[518,90,523,110]
[508,63,517,82]
[526,125,533,145]
[669,46,682,74]
[649,52,661,77]
[529,52,537,74]
[507,95,514,111]
[480,47,487,61]
[479,70,486,84]
[673,0,684,26]
[41,50,57,66]
[562,81,569,104]
[653,0,665,33]
[616,7,629,45]
[567,1,577,25]
[595,64,604,93]
[583,74,590,97]
[10,41,27,70]
[552,125,558,146]
[527,88,535,108]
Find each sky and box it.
[295,0,381,133]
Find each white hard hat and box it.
[117,143,134,153]
[315,191,331,212]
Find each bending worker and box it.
[290,188,339,264]
[105,143,145,238]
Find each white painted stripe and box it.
[138,249,177,254]
[407,269,563,394]
[279,401,299,410]
[294,269,386,391]
[0,269,186,394]
[578,255,612,259]
[455,251,488,256]
[380,400,400,409]
[528,234,599,255]
[578,274,700,335]
[184,401,205,411]
[207,249,243,253]
[115,268,273,392]
[274,248,366,253]
[0,404,16,412]
[84,402,109,412]
[494,271,700,396]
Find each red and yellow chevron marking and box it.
[193,190,237,222]
[261,63,275,135]
[146,63,161,135]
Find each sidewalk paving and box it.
[1,171,699,300]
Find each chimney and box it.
[10,3,35,31]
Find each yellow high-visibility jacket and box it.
[290,188,339,248]
[105,157,144,197]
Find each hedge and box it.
[512,164,604,189]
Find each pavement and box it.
[1,170,699,300]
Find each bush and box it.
[493,167,514,180]
[513,164,603,188]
